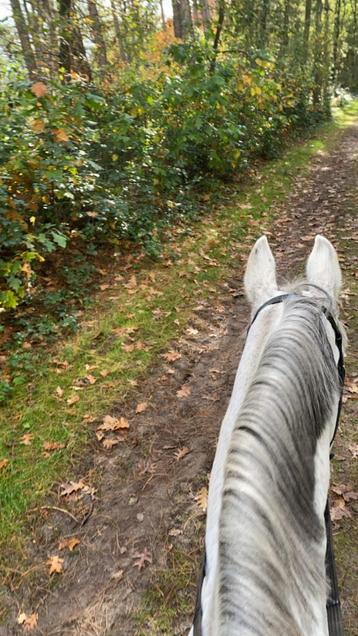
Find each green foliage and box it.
[0,46,328,311]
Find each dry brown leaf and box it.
[67,394,80,406]
[345,376,358,395]
[55,386,64,398]
[133,548,152,571]
[30,118,45,133]
[43,441,65,452]
[348,443,358,458]
[136,402,148,414]
[98,415,129,431]
[17,612,38,631]
[58,537,80,551]
[100,283,110,291]
[85,374,96,385]
[53,128,69,142]
[60,480,85,497]
[174,447,190,461]
[176,385,191,399]
[31,81,47,97]
[195,487,208,512]
[111,569,124,581]
[0,458,9,470]
[102,438,120,449]
[100,369,109,377]
[47,555,64,575]
[124,275,137,290]
[162,350,182,362]
[20,433,33,446]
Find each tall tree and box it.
[313,0,323,104]
[87,0,108,68]
[259,0,271,47]
[303,0,312,61]
[58,0,92,79]
[10,0,38,77]
[172,0,193,39]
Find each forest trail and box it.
[2,120,357,636]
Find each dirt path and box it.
[2,121,357,636]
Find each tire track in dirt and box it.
[2,121,357,636]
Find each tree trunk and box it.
[87,0,108,68]
[10,0,38,78]
[201,0,211,26]
[313,0,323,104]
[280,0,290,52]
[58,0,92,80]
[172,0,193,39]
[332,0,341,88]
[259,0,270,48]
[110,0,127,61]
[303,0,312,61]
[322,0,331,108]
[159,0,166,29]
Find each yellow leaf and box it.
[31,81,47,98]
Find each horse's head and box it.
[244,234,342,314]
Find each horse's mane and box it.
[218,295,341,635]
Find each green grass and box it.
[1,102,357,570]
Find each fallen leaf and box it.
[47,555,64,575]
[20,433,33,446]
[174,447,190,461]
[136,402,148,414]
[162,350,182,362]
[111,569,124,581]
[195,487,208,512]
[345,376,358,394]
[85,374,96,385]
[58,537,80,551]
[124,275,137,290]
[348,443,358,458]
[0,458,9,470]
[60,480,85,497]
[98,415,129,431]
[17,612,38,631]
[43,441,65,452]
[100,283,110,291]
[100,369,109,377]
[31,81,47,97]
[67,394,80,406]
[55,386,64,398]
[133,548,152,571]
[102,438,120,449]
[176,385,191,399]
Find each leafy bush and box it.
[0,47,327,311]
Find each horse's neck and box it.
[202,305,285,635]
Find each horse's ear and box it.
[306,235,342,303]
[244,236,277,308]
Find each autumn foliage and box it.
[0,45,325,311]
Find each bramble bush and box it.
[0,46,325,311]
